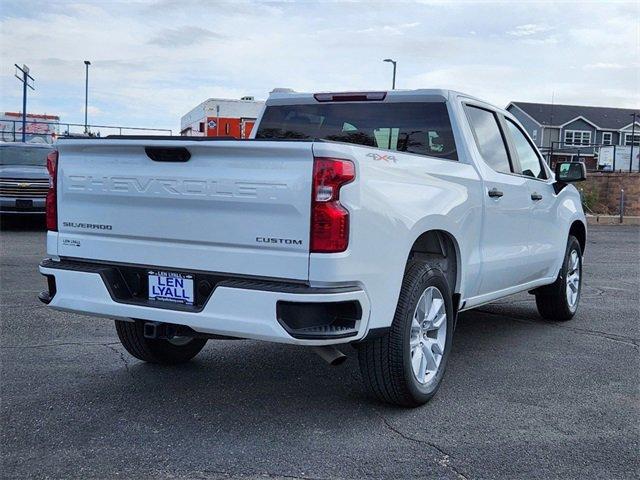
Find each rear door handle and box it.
[488,188,504,198]
[531,192,543,201]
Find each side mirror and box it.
[555,161,586,183]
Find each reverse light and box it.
[46,150,58,231]
[310,157,355,253]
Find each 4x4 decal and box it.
[366,152,397,163]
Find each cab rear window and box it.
[256,102,458,161]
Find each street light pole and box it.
[84,60,91,133]
[630,112,637,173]
[383,59,397,89]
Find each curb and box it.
[586,215,640,225]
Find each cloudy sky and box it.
[1,0,638,134]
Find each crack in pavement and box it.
[1,340,136,378]
[375,410,469,480]
[104,343,134,378]
[473,308,640,349]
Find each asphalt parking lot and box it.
[1,219,638,479]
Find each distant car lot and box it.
[1,218,638,479]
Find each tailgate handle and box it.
[145,147,191,162]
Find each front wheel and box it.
[357,262,454,407]
[535,235,583,321]
[115,320,207,364]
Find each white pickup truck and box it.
[39,89,587,406]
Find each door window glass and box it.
[464,105,512,174]
[505,119,547,179]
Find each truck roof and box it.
[266,88,505,113]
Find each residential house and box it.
[506,102,639,170]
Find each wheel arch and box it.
[569,220,587,254]
[406,229,461,298]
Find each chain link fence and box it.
[539,141,640,173]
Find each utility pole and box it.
[84,61,91,133]
[629,112,637,173]
[383,59,397,89]
[14,64,35,143]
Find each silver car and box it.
[0,142,53,215]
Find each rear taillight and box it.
[310,157,355,253]
[46,150,58,231]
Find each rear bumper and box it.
[39,259,371,346]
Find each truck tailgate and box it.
[55,140,313,280]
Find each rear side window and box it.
[505,118,547,179]
[256,102,458,160]
[464,105,512,174]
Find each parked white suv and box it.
[39,89,587,406]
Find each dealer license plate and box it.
[148,270,194,306]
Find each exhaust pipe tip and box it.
[329,354,347,366]
[312,346,347,366]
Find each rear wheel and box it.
[114,320,207,364]
[357,262,454,407]
[535,235,582,321]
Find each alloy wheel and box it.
[409,286,447,384]
[566,249,581,311]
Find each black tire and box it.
[114,320,207,364]
[535,235,582,321]
[357,262,454,407]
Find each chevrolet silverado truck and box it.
[1,142,54,216]
[39,89,587,407]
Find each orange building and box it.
[180,96,264,139]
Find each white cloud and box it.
[85,106,102,116]
[356,22,421,35]
[584,63,630,70]
[507,24,552,37]
[405,65,520,107]
[148,26,224,47]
